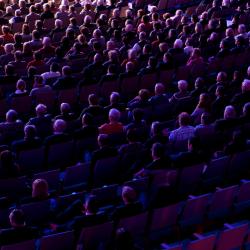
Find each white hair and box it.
[36,104,47,115]
[42,37,51,46]
[53,119,67,133]
[178,80,188,91]
[4,43,14,54]
[242,79,250,92]
[224,105,236,119]
[55,19,63,27]
[109,108,120,122]
[174,39,183,49]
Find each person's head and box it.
[126,129,138,143]
[4,43,14,54]
[62,66,72,76]
[24,125,36,140]
[132,108,144,123]
[178,112,190,127]
[0,150,15,170]
[109,108,120,123]
[197,93,210,109]
[32,30,40,40]
[178,80,188,92]
[224,105,236,119]
[242,79,250,93]
[9,209,25,228]
[243,102,250,117]
[125,61,134,73]
[107,64,116,75]
[14,33,22,44]
[110,92,120,105]
[173,39,183,49]
[5,64,15,76]
[16,79,26,92]
[155,83,165,96]
[147,56,157,68]
[6,109,17,122]
[33,51,42,61]
[35,103,47,117]
[216,85,225,97]
[122,186,137,204]
[151,142,164,160]
[98,134,109,148]
[138,89,150,101]
[151,121,161,136]
[14,50,23,62]
[88,94,98,106]
[216,71,227,83]
[60,102,70,114]
[81,113,93,126]
[84,195,98,214]
[191,48,201,58]
[53,119,66,133]
[32,178,49,199]
[201,112,212,125]
[128,49,137,60]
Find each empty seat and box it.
[207,185,238,220]
[150,203,183,240]
[1,240,36,250]
[93,156,121,187]
[10,96,33,114]
[234,180,250,214]
[57,88,78,106]
[186,235,216,250]
[99,80,119,100]
[117,212,148,237]
[215,222,248,250]
[40,231,75,250]
[120,75,140,99]
[179,193,212,230]
[63,163,90,192]
[139,73,158,91]
[47,140,75,169]
[77,222,113,250]
[17,147,45,174]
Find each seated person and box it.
[11,125,42,152]
[54,103,77,122]
[0,209,39,247]
[52,195,107,234]
[9,79,28,99]
[0,150,20,179]
[104,92,126,114]
[99,108,123,135]
[111,186,143,220]
[172,136,208,168]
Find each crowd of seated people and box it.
[0,0,248,248]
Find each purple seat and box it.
[10,96,33,114]
[33,169,60,192]
[234,180,250,214]
[202,156,229,189]
[177,164,205,196]
[91,184,119,208]
[150,202,183,238]
[20,199,52,226]
[187,235,216,250]
[227,150,250,181]
[120,75,140,99]
[207,185,238,220]
[0,99,8,118]
[158,69,175,88]
[40,231,75,250]
[139,73,158,91]
[118,212,148,237]
[63,163,90,192]
[216,223,248,250]
[34,91,56,112]
[175,66,190,81]
[57,88,78,106]
[179,193,212,229]
[77,222,113,249]
[57,191,86,209]
[93,156,121,187]
[1,240,36,250]
[17,146,45,174]
[79,84,98,104]
[99,80,119,100]
[47,140,75,170]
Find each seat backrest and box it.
[178,164,205,196]
[79,84,98,104]
[77,222,113,249]
[43,18,55,29]
[33,169,60,191]
[150,202,183,232]
[1,240,36,250]
[118,212,148,236]
[47,140,74,169]
[63,163,90,187]
[10,96,33,114]
[237,180,250,203]
[187,235,216,250]
[139,73,158,91]
[180,193,212,226]
[100,80,119,99]
[120,75,140,98]
[21,199,52,226]
[57,88,77,106]
[34,91,56,111]
[40,231,75,250]
[94,156,120,187]
[17,147,45,174]
[216,223,248,250]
